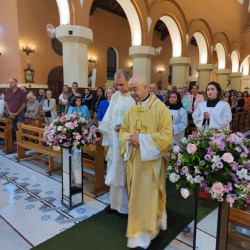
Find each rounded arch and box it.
[240,55,250,75]
[187,19,213,64]
[107,47,119,80]
[213,32,230,68]
[149,0,188,57]
[215,42,226,69]
[231,50,240,73]
[71,0,142,46]
[56,0,70,25]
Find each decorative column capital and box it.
[215,69,231,76]
[241,75,250,80]
[229,72,242,78]
[129,46,155,58]
[169,57,191,66]
[197,64,214,72]
[56,25,93,44]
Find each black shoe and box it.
[104,205,118,214]
[70,186,82,195]
[118,213,128,219]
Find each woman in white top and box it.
[167,92,188,144]
[58,85,69,114]
[42,90,58,125]
[192,82,232,130]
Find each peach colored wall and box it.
[17,0,62,85]
[151,33,172,89]
[89,8,131,87]
[0,0,21,83]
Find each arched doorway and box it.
[47,66,64,99]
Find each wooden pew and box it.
[0,118,13,153]
[229,207,250,230]
[16,123,108,197]
[16,122,61,175]
[24,116,45,128]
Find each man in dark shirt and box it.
[5,78,27,140]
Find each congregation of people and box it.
[1,72,249,249]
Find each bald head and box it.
[128,75,148,102]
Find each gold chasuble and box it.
[119,93,173,248]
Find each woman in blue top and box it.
[67,96,91,119]
[97,87,115,124]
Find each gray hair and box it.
[27,93,36,99]
[115,69,130,81]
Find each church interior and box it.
[0,0,250,249]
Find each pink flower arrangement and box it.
[44,114,97,151]
[167,129,250,207]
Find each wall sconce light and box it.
[88,56,97,65]
[158,67,165,74]
[23,44,35,56]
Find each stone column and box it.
[240,75,250,92]
[229,72,242,91]
[129,46,155,84]
[169,57,191,88]
[215,69,231,91]
[197,64,214,91]
[56,25,93,88]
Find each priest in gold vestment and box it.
[119,75,173,249]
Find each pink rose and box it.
[187,143,197,154]
[173,145,181,153]
[52,145,61,151]
[226,194,237,204]
[211,182,224,194]
[222,153,234,163]
[180,188,190,199]
[57,126,63,131]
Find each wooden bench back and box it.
[17,122,60,158]
[0,118,13,153]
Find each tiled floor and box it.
[0,149,247,250]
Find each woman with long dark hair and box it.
[167,92,188,144]
[92,87,106,119]
[193,82,232,130]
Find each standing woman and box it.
[42,90,58,126]
[193,82,232,130]
[167,92,188,144]
[58,85,69,114]
[235,91,245,112]
[97,87,115,124]
[92,87,106,119]
[243,91,250,111]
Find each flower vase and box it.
[193,189,229,250]
[62,148,84,209]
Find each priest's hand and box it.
[204,112,210,120]
[128,134,140,147]
[114,124,122,132]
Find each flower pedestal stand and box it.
[62,149,84,209]
[193,190,229,250]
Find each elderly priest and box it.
[119,75,173,249]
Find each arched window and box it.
[107,47,117,80]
